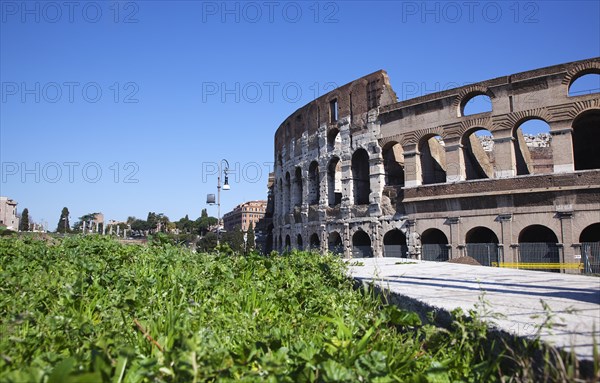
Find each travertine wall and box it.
[271,58,600,272]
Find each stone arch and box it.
[418,134,447,185]
[297,234,303,250]
[455,86,495,117]
[580,223,600,243]
[352,149,370,205]
[562,60,600,88]
[308,161,320,205]
[293,167,303,207]
[465,226,499,266]
[568,73,600,97]
[382,141,405,186]
[265,224,274,254]
[513,117,552,175]
[518,225,560,272]
[284,235,291,252]
[572,109,600,170]
[328,231,343,255]
[309,233,320,250]
[327,156,342,207]
[383,229,407,257]
[327,127,341,152]
[580,223,600,274]
[421,228,449,261]
[461,127,495,180]
[352,230,372,258]
[284,172,291,213]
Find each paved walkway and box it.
[348,258,600,361]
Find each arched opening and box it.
[518,225,560,272]
[462,94,492,116]
[421,228,449,261]
[327,128,341,152]
[265,224,273,255]
[568,73,600,97]
[419,135,447,185]
[462,128,495,180]
[327,157,342,207]
[465,227,499,266]
[352,149,370,205]
[572,110,600,170]
[284,172,291,213]
[352,230,372,258]
[284,235,291,252]
[514,119,552,175]
[297,234,303,250]
[277,179,283,215]
[308,161,320,205]
[294,167,303,207]
[383,142,405,186]
[580,223,600,274]
[383,229,407,257]
[310,233,320,250]
[328,231,343,255]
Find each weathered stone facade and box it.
[270,58,600,273]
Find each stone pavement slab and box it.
[348,257,600,361]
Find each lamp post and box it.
[207,159,230,246]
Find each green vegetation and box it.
[18,208,30,232]
[0,236,586,382]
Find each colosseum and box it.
[269,57,600,274]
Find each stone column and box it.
[497,214,514,263]
[549,120,574,173]
[557,211,575,274]
[447,217,461,259]
[369,148,384,217]
[371,220,383,258]
[403,144,421,187]
[493,130,517,178]
[444,137,465,183]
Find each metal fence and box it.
[422,244,449,262]
[383,245,408,258]
[582,242,600,274]
[328,244,344,256]
[465,243,499,267]
[518,242,561,272]
[352,246,373,258]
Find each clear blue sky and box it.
[1,1,599,228]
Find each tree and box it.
[19,208,30,231]
[56,207,70,233]
[221,225,244,254]
[247,222,256,253]
[197,232,218,252]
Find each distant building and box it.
[0,197,20,230]
[223,200,267,232]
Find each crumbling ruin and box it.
[269,58,600,273]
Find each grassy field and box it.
[0,235,587,382]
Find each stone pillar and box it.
[446,217,461,259]
[557,210,575,274]
[549,120,574,173]
[369,147,384,217]
[343,223,351,258]
[444,137,465,183]
[493,131,517,178]
[403,144,421,187]
[372,220,382,258]
[497,214,514,263]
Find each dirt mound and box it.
[447,256,482,266]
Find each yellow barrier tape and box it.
[492,262,582,270]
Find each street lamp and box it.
[207,159,230,246]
